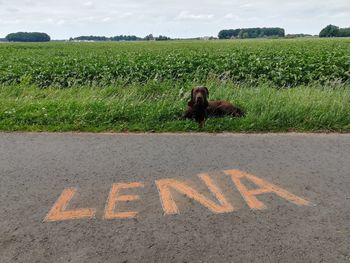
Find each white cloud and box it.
[102,17,112,22]
[224,13,235,19]
[6,7,20,13]
[56,19,65,25]
[23,0,36,6]
[119,12,133,18]
[83,1,93,7]
[239,3,252,8]
[76,16,95,22]
[176,11,214,20]
[0,18,21,25]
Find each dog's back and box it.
[207,101,245,117]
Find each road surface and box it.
[0,133,349,262]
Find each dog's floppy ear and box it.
[191,88,196,101]
[203,87,209,98]
[188,88,195,106]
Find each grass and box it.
[1,81,350,132]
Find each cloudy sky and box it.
[0,0,349,39]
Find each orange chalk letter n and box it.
[156,173,234,215]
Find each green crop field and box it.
[0,38,350,132]
[1,38,350,87]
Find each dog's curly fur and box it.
[183,86,245,128]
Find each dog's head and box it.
[189,86,209,107]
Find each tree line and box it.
[218,27,285,39]
[70,34,171,41]
[4,32,171,42]
[3,25,350,42]
[5,32,50,42]
[70,35,143,41]
[319,25,350,37]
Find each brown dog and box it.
[182,86,245,128]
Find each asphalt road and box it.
[0,133,349,263]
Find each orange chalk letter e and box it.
[104,182,144,219]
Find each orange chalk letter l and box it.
[44,188,96,222]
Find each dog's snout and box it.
[195,94,204,102]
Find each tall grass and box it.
[1,81,349,132]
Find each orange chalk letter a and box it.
[224,169,310,209]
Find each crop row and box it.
[0,39,349,87]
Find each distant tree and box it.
[285,34,312,38]
[70,35,144,42]
[319,25,340,37]
[319,25,350,38]
[337,27,350,37]
[72,36,108,41]
[110,35,143,41]
[155,35,171,41]
[5,32,50,42]
[218,27,284,39]
[218,29,240,39]
[144,34,155,41]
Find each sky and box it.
[0,0,349,39]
